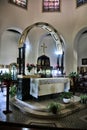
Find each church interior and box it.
[0,0,87,130]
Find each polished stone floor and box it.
[0,88,87,129]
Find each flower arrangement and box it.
[26,63,35,72]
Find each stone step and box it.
[10,96,87,119]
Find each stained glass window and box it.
[43,0,60,12]
[9,0,28,9]
[76,0,87,7]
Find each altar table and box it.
[30,77,70,98]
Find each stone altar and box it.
[30,77,70,98]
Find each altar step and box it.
[10,96,87,119]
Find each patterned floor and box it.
[0,89,87,129]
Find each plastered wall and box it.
[0,0,87,74]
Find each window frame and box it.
[8,0,28,9]
[76,0,87,7]
[42,0,60,12]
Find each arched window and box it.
[43,0,60,12]
[76,0,87,7]
[8,0,28,9]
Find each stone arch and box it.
[74,27,87,51]
[0,27,23,65]
[74,26,87,72]
[18,22,63,54]
[18,22,65,75]
[7,27,22,34]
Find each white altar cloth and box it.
[30,77,70,98]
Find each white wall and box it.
[0,30,20,65]
[77,33,87,66]
[0,0,87,74]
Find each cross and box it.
[41,43,47,55]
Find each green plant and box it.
[80,94,87,104]
[0,72,12,82]
[47,102,61,114]
[69,72,79,78]
[9,84,17,98]
[60,91,73,99]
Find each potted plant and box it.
[47,102,61,114]
[0,72,12,85]
[69,71,79,85]
[69,72,79,78]
[68,72,79,95]
[80,94,87,104]
[60,91,73,103]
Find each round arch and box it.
[0,27,23,65]
[18,22,63,54]
[18,22,65,75]
[74,26,87,72]
[74,27,87,51]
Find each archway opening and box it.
[74,27,87,74]
[18,22,65,76]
